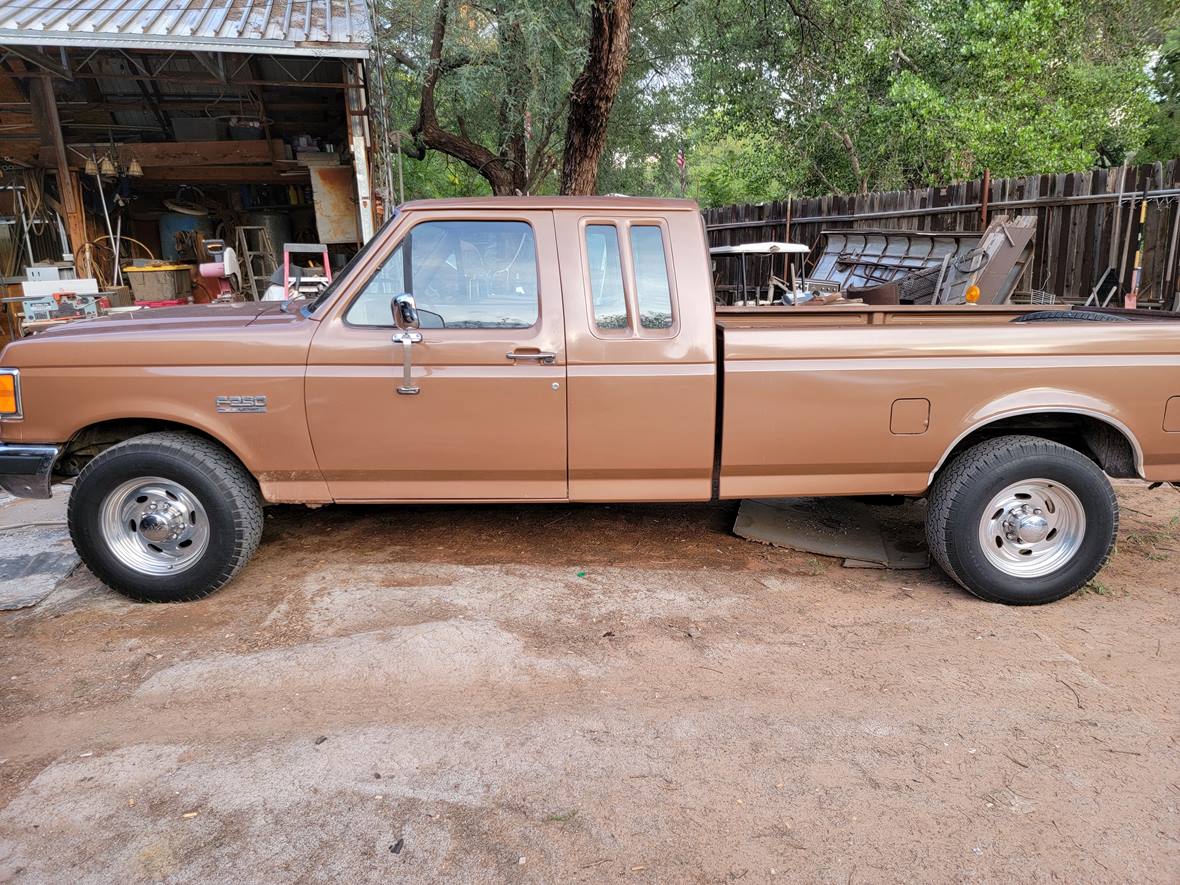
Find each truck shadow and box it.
[257,498,943,584]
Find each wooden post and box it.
[346,61,375,244]
[31,74,86,259]
[980,168,991,228]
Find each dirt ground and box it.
[1,482,1178,883]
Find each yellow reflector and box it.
[0,374,15,415]
[965,284,981,303]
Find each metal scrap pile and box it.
[810,215,1038,305]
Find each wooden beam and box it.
[0,99,338,112]
[29,75,84,257]
[191,52,228,83]
[61,172,87,261]
[118,53,174,140]
[246,57,278,163]
[345,61,374,242]
[3,46,71,80]
[7,70,355,91]
[137,166,310,184]
[44,139,286,168]
[0,140,40,164]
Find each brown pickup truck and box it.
[1,196,1178,605]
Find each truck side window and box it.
[630,226,674,329]
[585,224,628,330]
[345,220,539,328]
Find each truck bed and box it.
[717,303,1075,329]
[715,303,1180,500]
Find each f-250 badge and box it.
[215,395,268,414]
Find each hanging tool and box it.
[1126,185,1150,309]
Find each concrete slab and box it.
[0,484,69,530]
[734,496,930,569]
[0,526,79,609]
[0,486,76,609]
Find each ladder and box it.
[234,226,278,300]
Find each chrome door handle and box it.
[393,330,423,395]
[506,351,557,365]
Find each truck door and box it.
[305,210,567,501]
[553,209,717,501]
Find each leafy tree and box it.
[375,0,1180,204]
[684,126,799,206]
[375,0,633,197]
[677,0,1168,201]
[1142,23,1180,161]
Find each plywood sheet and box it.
[310,166,360,245]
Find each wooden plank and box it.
[1056,171,1078,299]
[1079,168,1102,302]
[1139,161,1165,303]
[135,166,310,183]
[42,139,286,168]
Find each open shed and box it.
[0,0,390,317]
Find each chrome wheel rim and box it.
[977,479,1086,578]
[99,477,210,575]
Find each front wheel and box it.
[68,431,264,602]
[926,435,1118,604]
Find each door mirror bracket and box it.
[391,294,423,395]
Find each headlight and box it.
[0,369,21,418]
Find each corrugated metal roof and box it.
[0,0,373,58]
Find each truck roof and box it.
[397,195,702,212]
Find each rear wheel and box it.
[926,435,1117,604]
[68,431,263,602]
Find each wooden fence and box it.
[702,161,1180,309]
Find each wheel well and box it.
[55,419,236,478]
[939,413,1140,480]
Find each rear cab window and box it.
[583,220,678,338]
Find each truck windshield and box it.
[303,212,399,316]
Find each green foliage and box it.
[1142,23,1180,162]
[376,0,1180,204]
[678,0,1170,201]
[685,127,799,207]
[374,0,592,199]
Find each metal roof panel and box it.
[0,0,372,56]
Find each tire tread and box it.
[68,431,263,602]
[926,434,1118,604]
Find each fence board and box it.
[702,162,1180,307]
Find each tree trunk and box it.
[559,0,634,196]
[409,0,517,195]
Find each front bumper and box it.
[0,444,60,499]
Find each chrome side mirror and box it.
[392,293,420,331]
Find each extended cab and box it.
[1,197,1178,605]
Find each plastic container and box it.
[123,265,192,302]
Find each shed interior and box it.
[0,22,382,341]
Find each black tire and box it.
[68,431,263,602]
[926,435,1118,605]
[1012,310,1131,323]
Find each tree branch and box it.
[410,0,514,194]
[820,120,866,194]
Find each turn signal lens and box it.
[0,372,18,416]
[965,285,981,303]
